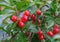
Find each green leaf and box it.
[32,34,40,42]
[14,1,34,11]
[0,27,6,32]
[53,34,60,39]
[46,20,54,29]
[51,0,58,12]
[29,5,37,14]
[55,18,60,24]
[14,32,27,42]
[45,35,55,42]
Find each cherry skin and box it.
[47,31,53,37]
[21,15,28,23]
[53,28,59,34]
[12,15,17,22]
[54,24,59,28]
[38,31,43,35]
[31,14,36,20]
[18,21,24,28]
[36,9,41,15]
[38,35,44,41]
[24,10,30,16]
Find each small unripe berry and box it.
[12,15,17,22]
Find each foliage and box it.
[0,0,60,42]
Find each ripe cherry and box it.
[21,15,28,23]
[38,31,43,35]
[38,35,44,40]
[36,9,41,15]
[18,21,24,28]
[53,28,59,34]
[31,14,36,20]
[47,31,53,37]
[24,10,30,16]
[12,15,17,22]
[54,24,59,28]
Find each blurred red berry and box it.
[21,15,28,23]
[54,24,59,28]
[38,31,43,35]
[38,35,44,40]
[31,14,36,20]
[12,15,17,22]
[24,10,30,16]
[18,21,24,28]
[36,9,41,15]
[53,28,59,34]
[47,31,53,37]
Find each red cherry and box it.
[21,15,28,23]
[18,21,24,28]
[31,14,36,20]
[54,24,59,28]
[47,31,53,37]
[53,28,59,34]
[36,9,41,15]
[24,10,30,16]
[38,35,44,40]
[38,31,43,35]
[12,15,17,22]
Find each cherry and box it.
[24,10,30,16]
[54,24,59,28]
[47,31,53,37]
[12,15,17,22]
[18,21,24,28]
[31,14,36,20]
[38,31,43,35]
[21,15,28,23]
[38,35,44,40]
[53,28,59,34]
[36,9,41,15]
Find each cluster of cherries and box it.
[38,24,59,41]
[11,9,59,41]
[11,9,42,28]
